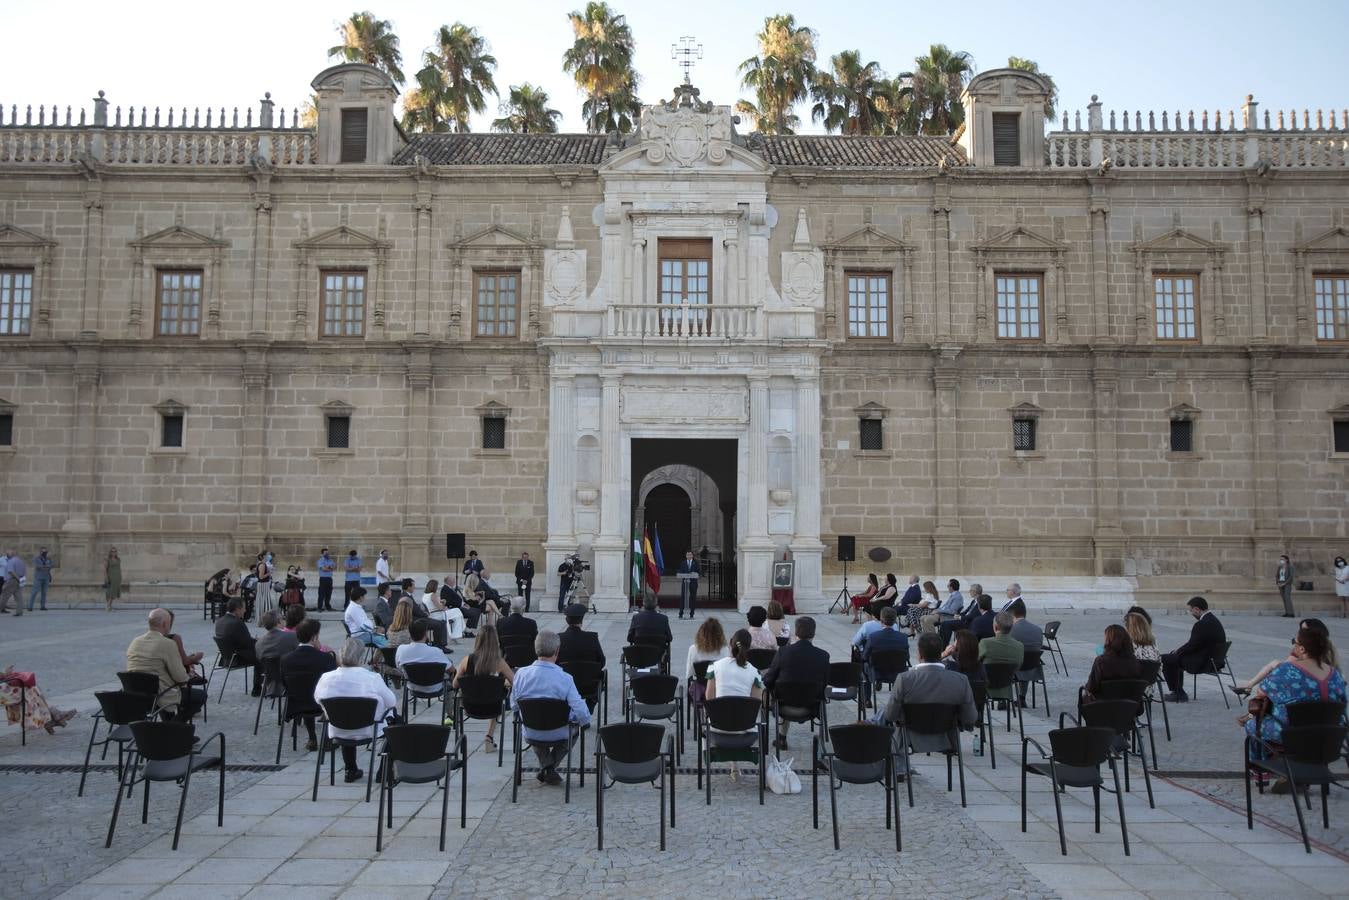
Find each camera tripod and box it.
[563,565,593,613]
[827,558,851,614]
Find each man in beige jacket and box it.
[126,608,204,719]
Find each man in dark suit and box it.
[514,552,535,612]
[762,616,830,750]
[896,576,922,615]
[939,582,983,646]
[676,550,700,620]
[556,604,605,668]
[863,606,909,686]
[497,596,539,643]
[441,575,479,631]
[213,596,261,694]
[627,594,672,646]
[1162,596,1227,702]
[279,618,337,751]
[967,594,997,641]
[876,632,978,767]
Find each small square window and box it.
[482,416,506,450]
[1335,420,1349,454]
[859,418,883,451]
[1169,419,1193,453]
[160,414,184,448]
[0,413,12,445]
[326,415,351,450]
[1013,417,1037,452]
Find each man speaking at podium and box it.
[677,550,700,620]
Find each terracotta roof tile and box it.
[746,134,968,168]
[394,133,609,166]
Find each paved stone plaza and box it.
[1,603,1346,899]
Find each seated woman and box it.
[705,629,764,783]
[871,574,899,615]
[2,667,76,735]
[452,625,514,749]
[385,599,416,649]
[1243,621,1346,777]
[1080,624,1143,704]
[685,617,726,700]
[745,605,777,651]
[164,609,205,672]
[942,630,986,686]
[765,600,790,645]
[1124,612,1161,664]
[905,580,940,634]
[849,573,879,624]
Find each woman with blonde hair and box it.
[386,599,416,648]
[452,624,513,748]
[1124,612,1161,663]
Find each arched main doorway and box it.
[642,483,691,575]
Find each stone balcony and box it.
[606,303,763,340]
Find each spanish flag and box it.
[642,527,661,593]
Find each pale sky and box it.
[3,0,1346,133]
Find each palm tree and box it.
[902,44,975,135]
[810,51,891,136]
[563,2,641,134]
[328,11,405,86]
[1007,56,1058,122]
[409,23,499,134]
[493,84,562,133]
[737,14,816,135]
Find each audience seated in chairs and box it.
[256,609,298,662]
[968,594,997,641]
[164,608,204,674]
[1008,600,1044,706]
[1080,624,1143,704]
[343,587,388,648]
[942,630,986,685]
[397,620,452,716]
[510,629,592,787]
[860,607,909,689]
[385,599,416,649]
[765,599,792,646]
[745,605,777,651]
[280,618,336,752]
[1160,596,1226,703]
[127,608,206,721]
[939,583,983,647]
[498,596,539,644]
[440,576,478,632]
[314,637,399,784]
[875,633,977,785]
[762,616,829,752]
[452,624,514,750]
[685,617,726,684]
[213,596,262,695]
[558,604,606,668]
[978,612,1025,678]
[628,594,673,647]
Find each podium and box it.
[677,571,699,616]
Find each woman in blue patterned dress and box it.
[1244,620,1344,764]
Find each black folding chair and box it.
[1017,650,1050,718]
[747,648,777,672]
[985,663,1024,739]
[503,644,537,674]
[499,633,534,651]
[685,659,712,725]
[1137,658,1171,742]
[252,656,284,735]
[562,660,609,726]
[595,722,675,851]
[1065,699,1154,808]
[276,672,323,764]
[206,637,255,702]
[866,649,909,710]
[376,723,467,852]
[78,690,155,797]
[454,674,511,767]
[898,703,967,807]
[1246,723,1348,853]
[631,631,672,675]
[771,681,826,762]
[818,723,902,852]
[697,696,767,805]
[826,661,866,724]
[1094,679,1159,777]
[1192,641,1239,709]
[971,681,995,767]
[105,721,225,851]
[1021,726,1129,857]
[626,674,684,762]
[400,661,451,722]
[313,697,381,803]
[1042,620,1067,675]
[378,647,405,692]
[620,644,665,717]
[512,697,584,804]
[119,669,203,724]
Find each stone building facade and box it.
[0,63,1346,610]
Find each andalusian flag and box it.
[632,527,643,598]
[642,527,661,593]
[652,523,666,573]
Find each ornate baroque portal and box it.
[542,84,826,611]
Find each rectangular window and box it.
[161,413,184,448]
[155,269,203,336]
[482,416,506,450]
[658,238,712,305]
[1334,420,1349,454]
[0,268,34,335]
[1013,417,1037,452]
[340,108,368,163]
[320,270,366,337]
[474,271,520,337]
[1154,273,1198,341]
[859,418,883,451]
[1314,275,1349,341]
[995,274,1042,340]
[0,413,11,445]
[326,415,351,450]
[992,112,1021,166]
[1169,419,1193,453]
[846,271,890,339]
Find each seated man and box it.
[498,596,539,643]
[1008,599,1044,706]
[627,594,672,647]
[862,606,909,687]
[403,579,449,648]
[314,637,399,783]
[762,616,830,751]
[875,632,978,764]
[373,584,396,631]
[510,629,592,786]
[967,594,997,641]
[895,575,922,616]
[476,568,505,612]
[343,586,388,647]
[396,620,452,694]
[127,608,206,720]
[256,609,299,663]
[851,603,900,652]
[922,579,966,635]
[977,612,1025,703]
[280,618,337,751]
[441,575,478,632]
[938,582,983,646]
[556,604,605,668]
[1161,596,1227,703]
[213,596,262,695]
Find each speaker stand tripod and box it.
[828,559,851,614]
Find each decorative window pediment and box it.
[1008,400,1044,419]
[320,400,354,415]
[853,401,889,420]
[130,225,228,251]
[295,225,390,252]
[1166,402,1202,421]
[1328,403,1349,418]
[447,228,541,342]
[475,399,512,417]
[1129,227,1227,261]
[823,225,913,255]
[154,398,189,416]
[1292,226,1349,255]
[451,225,539,252]
[973,224,1067,259]
[822,225,914,344]
[0,224,56,254]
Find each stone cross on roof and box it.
[671,36,703,85]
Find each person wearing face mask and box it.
[1274,553,1296,618]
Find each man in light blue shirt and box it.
[342,550,363,609]
[316,548,337,612]
[921,579,966,634]
[851,604,903,649]
[510,629,591,786]
[28,547,53,612]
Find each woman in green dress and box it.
[103,548,122,611]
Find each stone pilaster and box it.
[932,179,953,342]
[1088,177,1113,343]
[789,372,825,605]
[79,183,103,336]
[412,185,433,337]
[740,373,775,604]
[236,360,269,553]
[249,176,273,337]
[543,371,578,602]
[931,351,963,572]
[1091,353,1126,575]
[590,373,627,610]
[59,351,100,578]
[1245,179,1269,343]
[1249,353,1283,568]
[400,354,432,572]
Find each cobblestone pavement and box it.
[0,603,1345,898]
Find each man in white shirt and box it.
[395,620,451,692]
[375,549,392,586]
[314,637,399,782]
[343,586,387,647]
